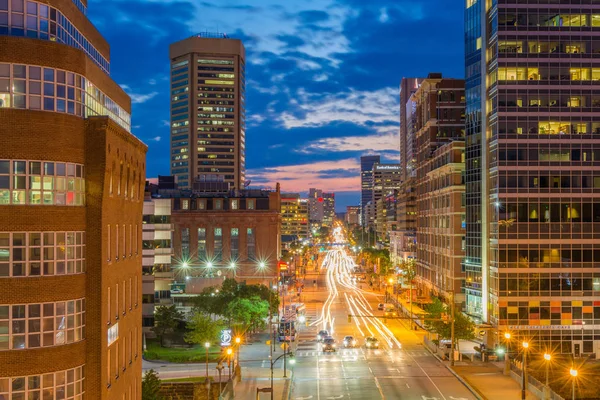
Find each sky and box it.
[88,0,464,211]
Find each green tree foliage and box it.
[193,280,279,317]
[184,312,224,345]
[360,248,391,275]
[152,305,183,347]
[225,296,270,333]
[142,369,162,400]
[424,298,476,349]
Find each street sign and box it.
[220,329,232,347]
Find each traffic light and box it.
[347,315,351,323]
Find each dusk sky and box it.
[89,0,464,211]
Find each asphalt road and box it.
[289,245,476,400]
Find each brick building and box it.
[0,0,147,398]
[159,184,281,293]
[412,74,466,305]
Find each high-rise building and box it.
[0,0,148,396]
[412,73,466,306]
[466,1,600,357]
[399,78,423,182]
[360,155,380,227]
[169,33,246,191]
[308,188,335,228]
[280,193,309,246]
[371,163,402,241]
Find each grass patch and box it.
[144,339,223,363]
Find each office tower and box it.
[399,78,423,182]
[0,0,147,396]
[308,188,335,228]
[280,193,309,247]
[412,73,466,305]
[169,33,246,191]
[322,192,335,227]
[466,1,600,356]
[371,163,402,241]
[360,155,380,227]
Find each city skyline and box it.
[87,0,464,210]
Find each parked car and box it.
[365,336,380,349]
[343,335,357,348]
[317,330,329,342]
[170,288,184,294]
[322,337,337,352]
[377,303,384,310]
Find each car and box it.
[377,303,384,310]
[365,336,380,349]
[343,335,357,348]
[384,307,397,317]
[322,336,336,352]
[170,288,184,294]
[317,330,329,342]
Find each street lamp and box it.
[503,332,511,376]
[226,348,233,379]
[207,261,213,268]
[262,352,295,400]
[569,367,578,400]
[204,342,210,381]
[542,353,552,400]
[521,341,529,400]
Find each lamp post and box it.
[543,353,552,400]
[569,367,578,400]
[226,348,233,379]
[503,332,511,376]
[521,341,529,400]
[204,342,210,380]
[235,337,241,366]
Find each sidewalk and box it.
[451,362,538,400]
[233,369,291,400]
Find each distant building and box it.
[346,206,360,226]
[142,181,175,335]
[169,33,246,190]
[280,193,309,247]
[308,188,335,228]
[372,163,402,241]
[360,155,380,227]
[400,78,423,182]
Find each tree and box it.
[152,305,183,347]
[142,369,162,400]
[225,296,270,334]
[424,298,476,351]
[184,311,223,345]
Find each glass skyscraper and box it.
[466,0,600,357]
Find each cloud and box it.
[248,158,361,193]
[299,130,399,154]
[379,8,389,23]
[278,87,398,129]
[149,136,161,142]
[119,83,159,104]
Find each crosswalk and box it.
[294,348,431,358]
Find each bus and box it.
[278,316,297,342]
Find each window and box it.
[181,228,190,258]
[231,199,238,210]
[247,228,255,260]
[107,224,111,262]
[0,366,85,400]
[214,199,222,210]
[230,228,239,260]
[107,287,110,325]
[0,231,86,277]
[197,228,206,261]
[214,228,222,261]
[115,225,119,261]
[0,299,85,350]
[247,199,255,210]
[182,199,189,210]
[0,159,85,206]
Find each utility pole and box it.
[450,290,455,367]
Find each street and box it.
[289,240,476,400]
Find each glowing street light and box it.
[182,262,189,268]
[259,261,266,269]
[570,368,578,400]
[207,262,213,268]
[229,262,236,269]
[543,353,552,400]
[521,341,529,400]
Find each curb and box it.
[421,343,484,400]
[285,370,293,400]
